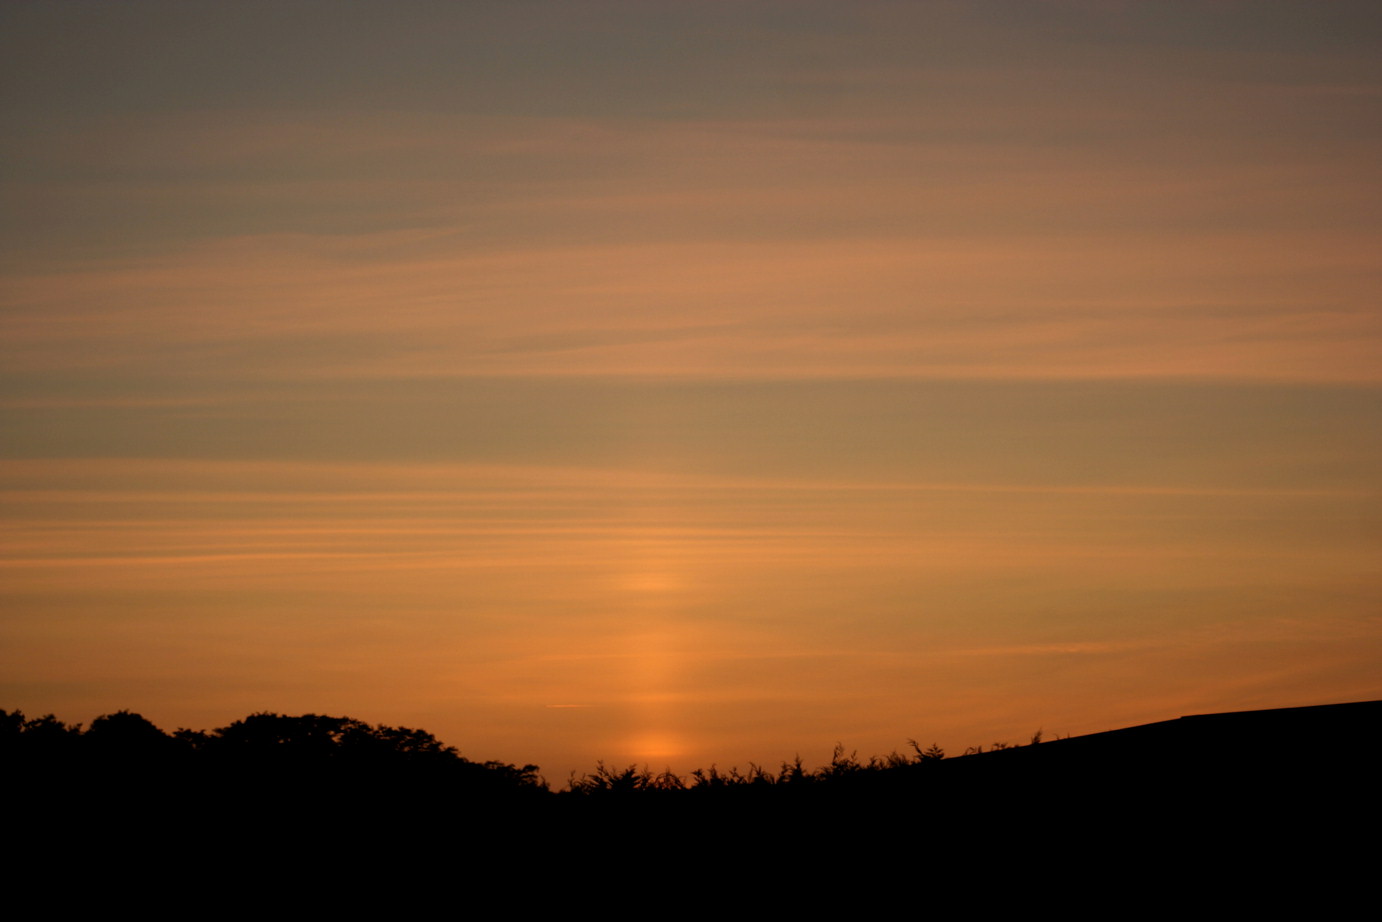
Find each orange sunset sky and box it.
[2,1,1379,780]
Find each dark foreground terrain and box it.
[6,700,1376,905]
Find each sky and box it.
[2,0,1379,780]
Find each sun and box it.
[627,731,687,762]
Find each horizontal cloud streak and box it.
[4,230,1377,383]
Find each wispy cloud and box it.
[5,226,1378,383]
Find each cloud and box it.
[4,223,1378,384]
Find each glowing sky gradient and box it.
[3,1,1379,778]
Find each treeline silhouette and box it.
[4,707,954,805]
[8,700,1376,809]
[2,709,546,814]
[7,701,1376,895]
